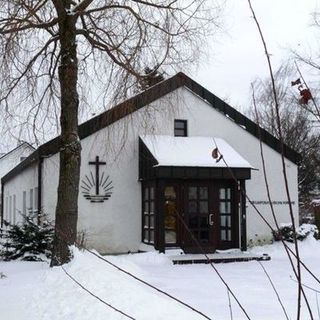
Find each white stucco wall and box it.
[2,86,298,252]
[1,143,35,225]
[2,163,38,225]
[0,143,34,180]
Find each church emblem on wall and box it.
[80,156,113,203]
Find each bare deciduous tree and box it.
[0,0,223,265]
[248,63,320,212]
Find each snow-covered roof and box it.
[140,135,253,168]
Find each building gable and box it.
[2,72,300,184]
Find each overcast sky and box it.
[194,0,319,111]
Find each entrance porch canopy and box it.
[139,135,254,180]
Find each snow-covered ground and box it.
[1,237,320,320]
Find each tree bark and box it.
[50,11,81,266]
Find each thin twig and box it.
[247,1,307,318]
[227,289,233,320]
[258,261,290,320]
[61,265,136,320]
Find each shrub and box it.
[0,214,54,261]
[272,223,319,242]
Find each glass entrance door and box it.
[182,181,238,252]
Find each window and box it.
[29,189,34,215]
[9,196,12,223]
[5,196,8,222]
[174,119,187,137]
[34,187,38,214]
[13,195,16,225]
[219,187,232,241]
[164,186,177,244]
[23,191,27,216]
[142,185,155,244]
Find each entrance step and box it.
[169,252,271,265]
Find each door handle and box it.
[209,213,214,226]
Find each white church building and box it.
[1,73,300,254]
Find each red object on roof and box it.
[299,88,312,105]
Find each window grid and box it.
[219,187,232,241]
[143,186,155,244]
[174,120,187,137]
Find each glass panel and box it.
[200,217,207,227]
[220,202,231,214]
[144,187,149,200]
[175,121,186,129]
[221,229,226,241]
[220,216,231,227]
[199,187,208,199]
[150,201,155,213]
[164,186,177,244]
[199,201,208,214]
[144,229,149,242]
[188,187,197,200]
[164,186,176,199]
[165,229,177,243]
[149,215,155,228]
[188,201,197,214]
[149,230,154,243]
[189,216,198,228]
[193,230,199,240]
[219,188,225,200]
[144,215,149,228]
[226,188,231,200]
[150,187,154,200]
[144,201,149,213]
[227,229,232,241]
[200,231,209,242]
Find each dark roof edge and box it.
[2,72,300,184]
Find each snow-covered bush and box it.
[0,214,54,261]
[272,223,319,242]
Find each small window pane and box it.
[149,215,155,228]
[199,201,208,214]
[144,201,149,213]
[144,229,149,242]
[165,229,176,243]
[150,187,154,200]
[200,217,207,227]
[220,216,231,227]
[189,216,198,228]
[199,187,208,199]
[175,121,185,129]
[149,230,154,243]
[220,202,231,214]
[188,187,197,200]
[144,187,149,200]
[221,229,226,241]
[219,188,225,200]
[188,201,197,214]
[150,201,155,213]
[144,215,149,228]
[200,231,209,242]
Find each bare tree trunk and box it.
[50,11,81,266]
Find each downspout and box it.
[37,155,43,225]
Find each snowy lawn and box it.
[1,238,320,320]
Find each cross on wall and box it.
[89,156,106,195]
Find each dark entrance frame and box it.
[139,139,250,253]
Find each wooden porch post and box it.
[240,180,247,251]
[156,180,165,253]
